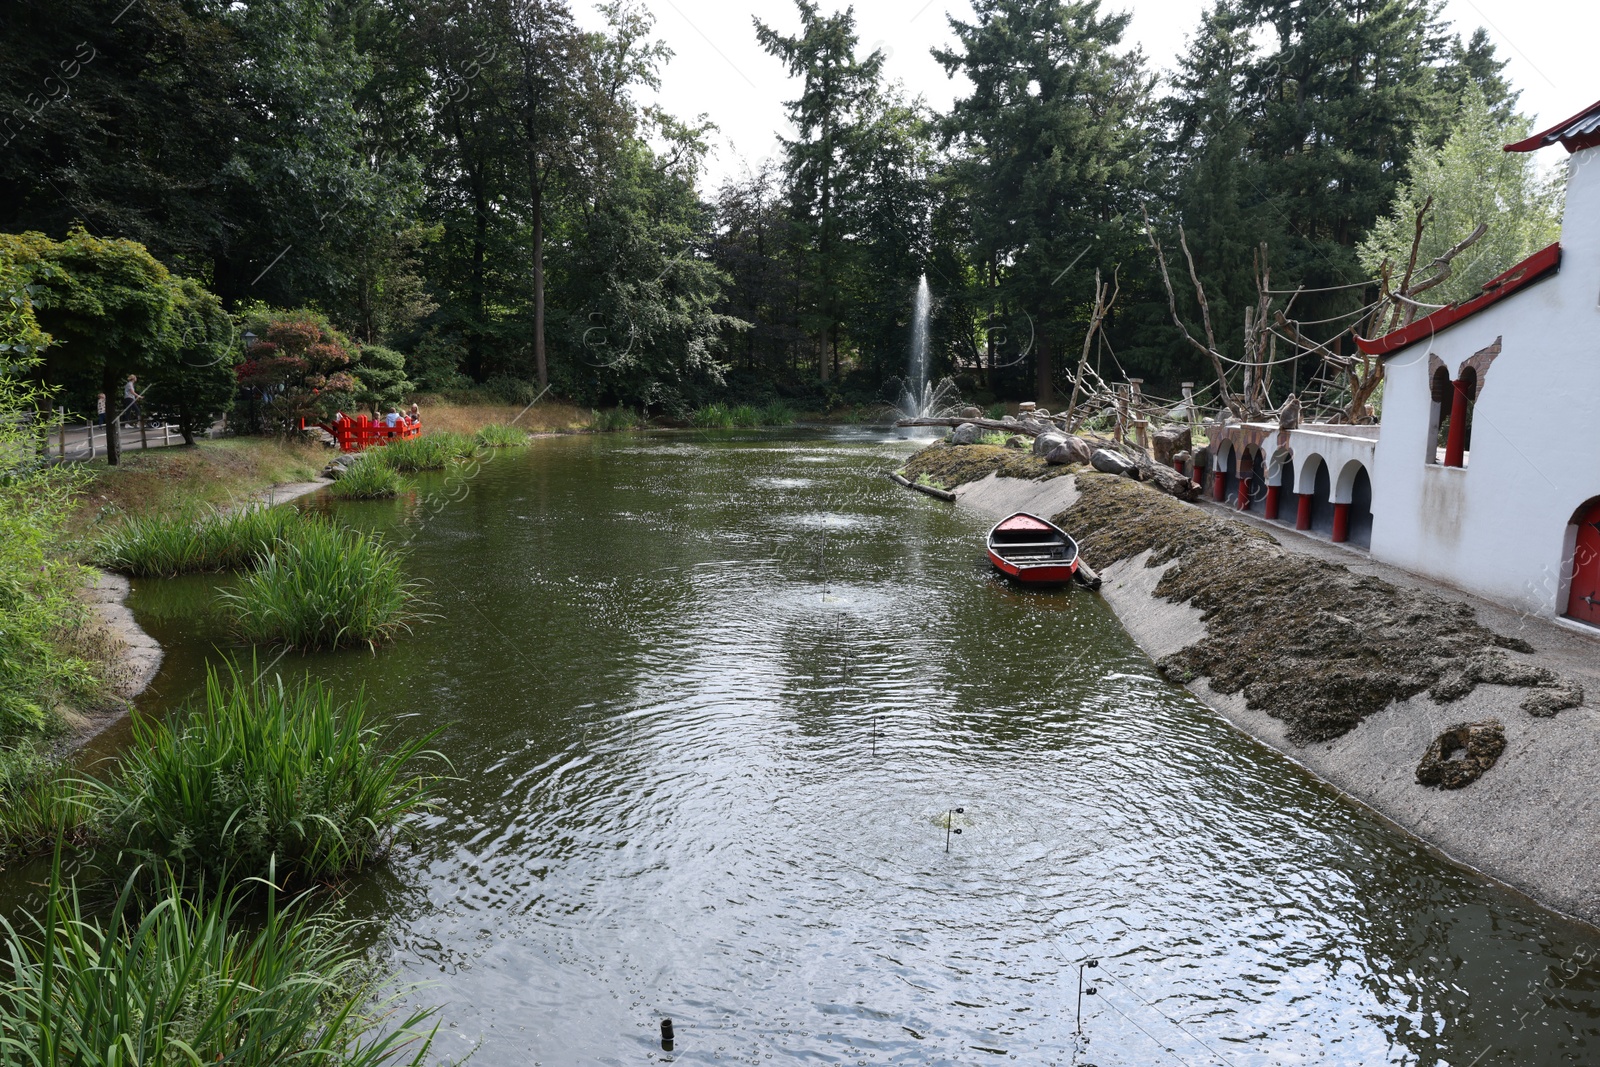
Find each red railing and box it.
[314,414,422,452]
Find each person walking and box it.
[123,375,142,427]
[95,392,106,425]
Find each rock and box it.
[1152,426,1193,468]
[1416,720,1506,789]
[1522,683,1584,717]
[959,406,983,419]
[1043,436,1091,466]
[1002,415,1017,425]
[949,422,983,445]
[1018,416,1050,435]
[1032,432,1066,457]
[1018,401,1037,413]
[1090,449,1138,477]
[1004,435,1030,450]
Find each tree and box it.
[146,277,240,446]
[756,1,885,381]
[352,344,412,414]
[0,228,176,465]
[937,0,1151,405]
[235,308,358,432]
[1358,85,1561,310]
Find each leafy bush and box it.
[92,504,303,577]
[235,308,358,433]
[479,375,540,405]
[985,402,1008,420]
[0,744,92,860]
[591,407,641,432]
[352,343,412,415]
[0,858,438,1065]
[729,403,760,428]
[758,401,797,425]
[219,521,418,650]
[374,432,475,472]
[330,456,408,500]
[690,403,734,429]
[474,423,529,447]
[96,664,441,887]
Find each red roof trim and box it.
[1354,243,1562,358]
[1504,98,1600,153]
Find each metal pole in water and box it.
[660,1018,674,1051]
[945,807,964,853]
[1075,960,1098,1034]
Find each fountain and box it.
[895,274,960,431]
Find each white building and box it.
[1203,97,1600,630]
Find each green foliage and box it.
[591,407,642,432]
[690,403,734,429]
[1359,86,1562,308]
[92,505,303,578]
[351,343,412,415]
[728,403,760,428]
[0,257,98,735]
[757,401,797,425]
[0,857,438,1065]
[236,307,358,432]
[473,423,529,448]
[219,522,418,650]
[147,277,240,446]
[329,456,408,499]
[97,664,441,887]
[984,402,1007,420]
[0,744,93,860]
[373,432,476,472]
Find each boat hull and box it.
[985,512,1082,586]
[985,548,1079,585]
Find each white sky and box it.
[575,0,1600,194]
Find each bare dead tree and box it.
[1145,208,1249,420]
[1062,268,1120,431]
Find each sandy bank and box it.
[911,453,1600,927]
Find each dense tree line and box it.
[0,0,1556,414]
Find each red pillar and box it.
[1212,471,1227,501]
[1332,502,1351,543]
[1264,485,1280,520]
[1443,378,1471,467]
[1235,471,1251,510]
[1295,493,1312,531]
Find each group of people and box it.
[93,374,145,427]
[329,404,421,433]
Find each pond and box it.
[106,428,1600,1065]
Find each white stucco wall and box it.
[1369,144,1600,619]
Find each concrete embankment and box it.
[902,443,1600,927]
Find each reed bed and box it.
[91,505,302,577]
[758,401,797,425]
[591,407,643,432]
[219,521,419,650]
[0,745,94,860]
[373,432,477,472]
[96,665,441,888]
[729,404,760,428]
[331,456,408,499]
[690,403,735,429]
[474,423,530,447]
[0,857,438,1066]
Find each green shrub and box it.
[219,522,419,650]
[978,431,1010,446]
[0,856,439,1065]
[330,457,407,500]
[591,407,641,432]
[728,403,760,427]
[690,403,734,429]
[757,401,797,425]
[985,402,1008,420]
[0,744,93,860]
[91,505,303,577]
[474,423,529,448]
[374,432,475,472]
[97,664,442,888]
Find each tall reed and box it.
[690,403,734,429]
[96,664,442,889]
[92,505,302,577]
[331,455,408,500]
[0,852,438,1066]
[474,423,530,447]
[374,433,477,472]
[590,407,641,432]
[0,744,93,860]
[728,404,760,428]
[757,401,797,425]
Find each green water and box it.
[103,429,1600,1065]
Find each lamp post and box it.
[242,331,258,433]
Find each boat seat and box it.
[993,540,1065,548]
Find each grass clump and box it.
[374,432,476,472]
[758,401,797,425]
[591,407,642,432]
[91,505,304,577]
[330,456,408,500]
[0,744,93,860]
[220,521,418,650]
[690,403,734,429]
[0,859,439,1065]
[729,403,760,428]
[97,665,442,888]
[474,422,530,447]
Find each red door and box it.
[1567,502,1600,626]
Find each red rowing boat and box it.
[986,512,1080,585]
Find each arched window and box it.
[1429,364,1451,464]
[1444,366,1478,468]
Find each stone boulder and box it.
[1152,426,1193,468]
[1042,435,1092,466]
[1090,449,1139,478]
[1004,434,1030,450]
[1018,416,1051,435]
[949,422,983,445]
[1032,432,1066,457]
[959,406,983,419]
